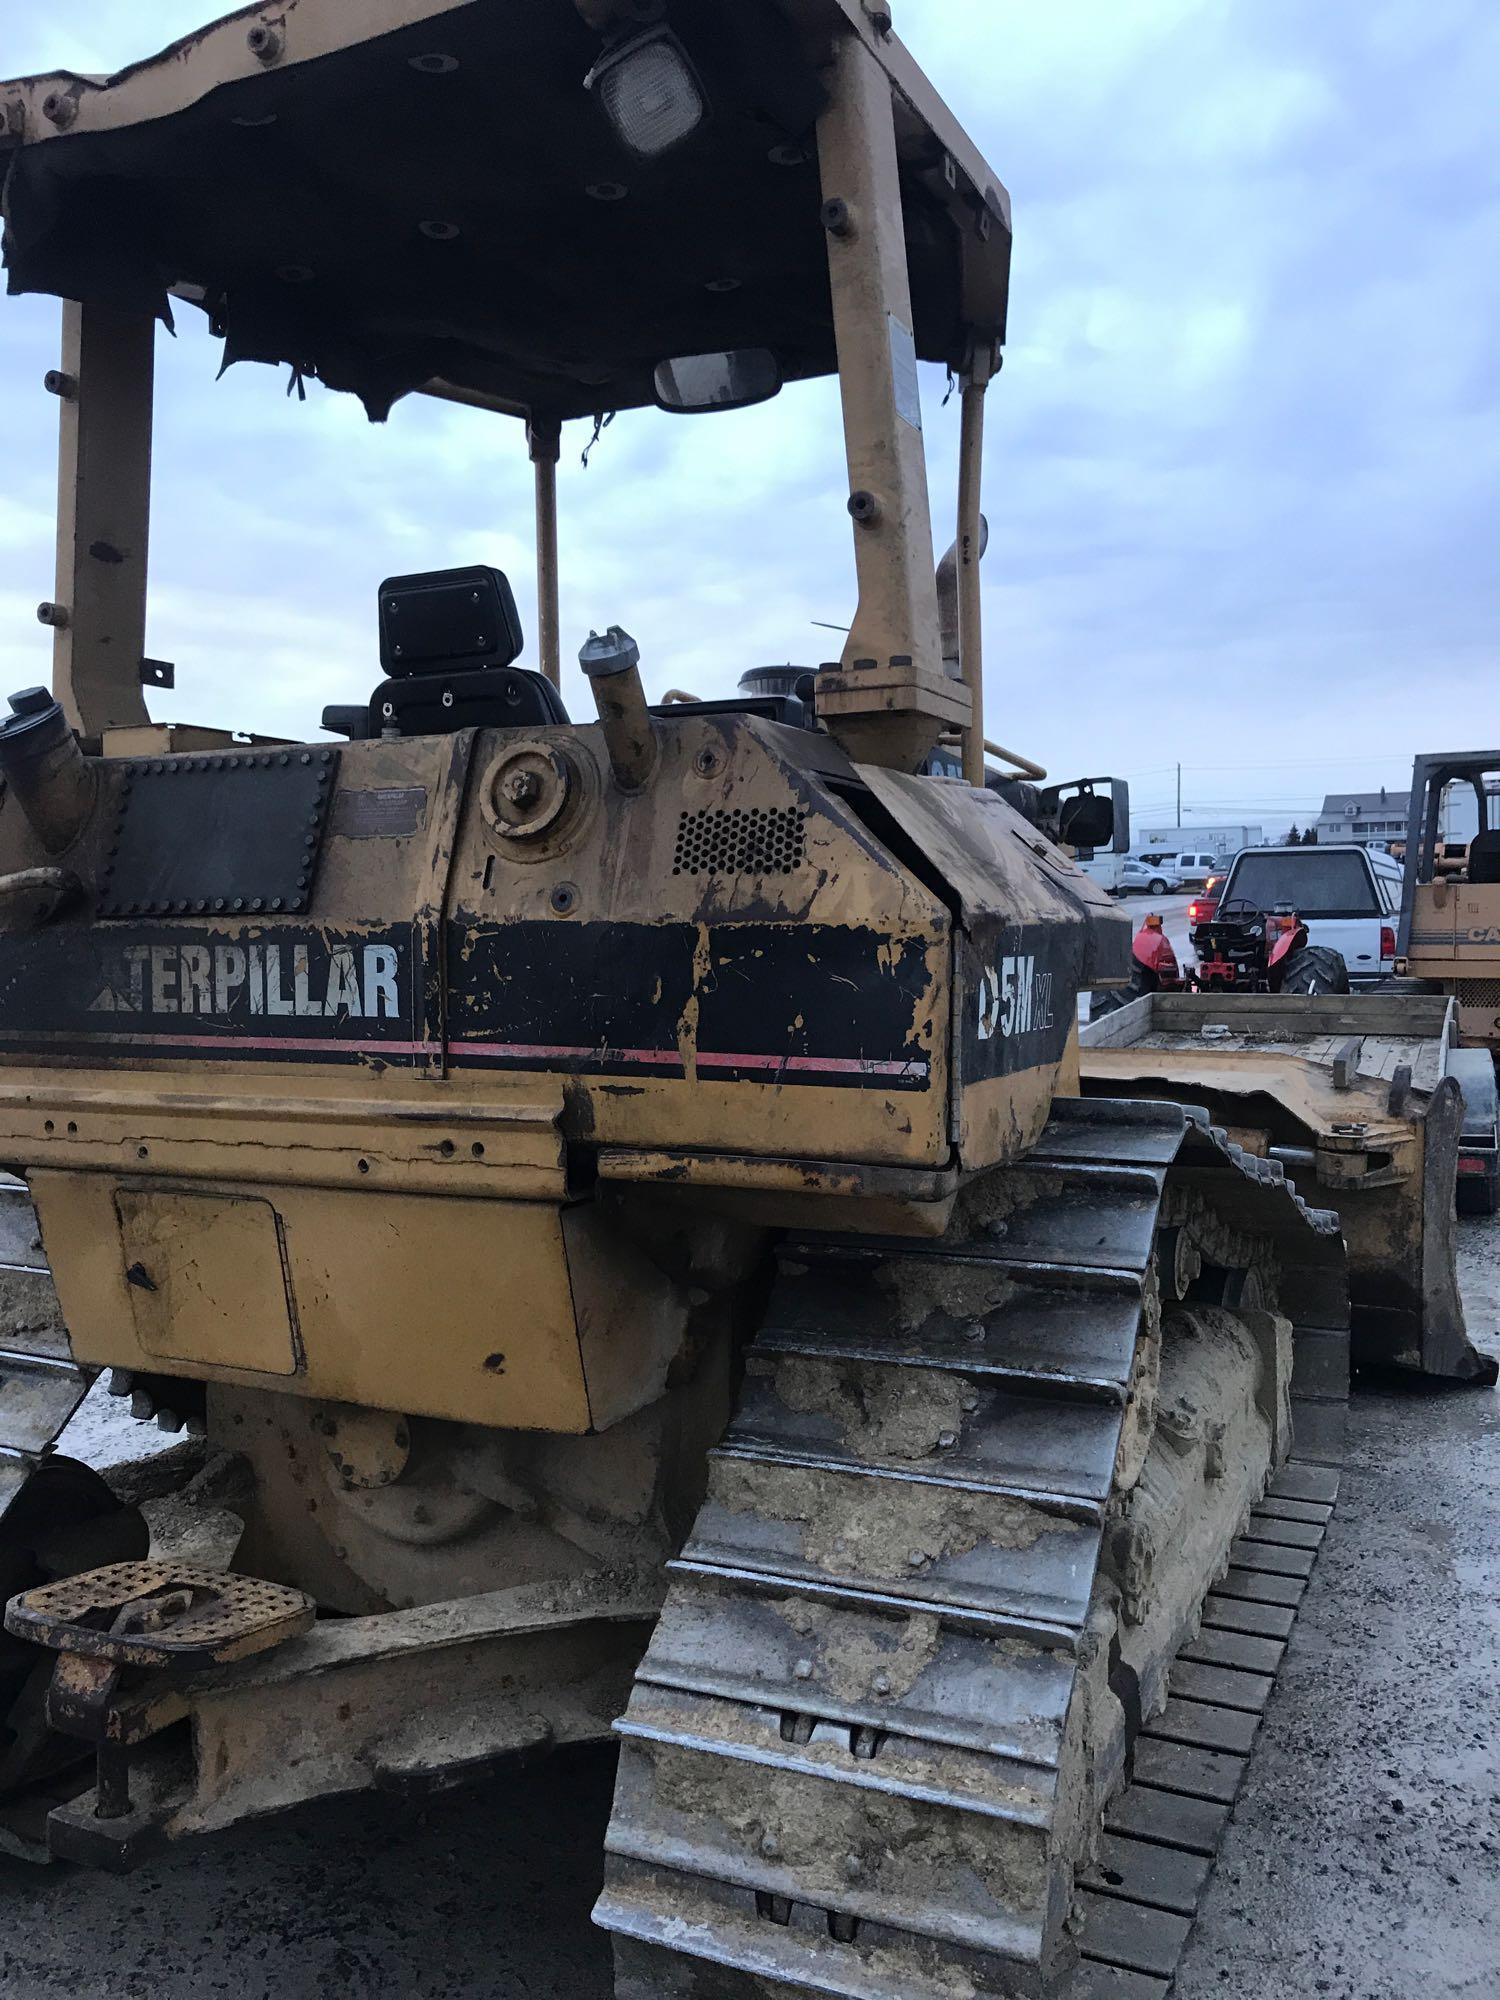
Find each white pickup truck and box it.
[1211,844,1401,985]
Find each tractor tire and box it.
[1277,944,1351,996]
[1089,962,1152,1019]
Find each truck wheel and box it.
[1276,945,1351,996]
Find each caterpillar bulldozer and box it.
[0,3,1409,1993]
[1397,751,1500,1053]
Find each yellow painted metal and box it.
[51,301,155,739]
[454,717,956,1168]
[34,1173,666,1434]
[1406,878,1500,1048]
[812,28,969,770]
[117,1189,299,1376]
[0,1072,568,1199]
[595,1149,956,1203]
[855,761,1128,1168]
[596,1148,958,1238]
[102,725,288,757]
[957,355,996,789]
[986,741,1048,783]
[1083,1046,1420,1177]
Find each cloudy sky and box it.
[2,0,1496,837]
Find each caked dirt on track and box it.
[8,1223,1500,2000]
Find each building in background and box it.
[1315,788,1409,848]
[1136,822,1263,858]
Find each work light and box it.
[586,26,706,159]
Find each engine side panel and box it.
[857,767,1132,1169]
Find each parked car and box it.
[1209,844,1402,984]
[1132,859,1185,895]
[1080,856,1183,897]
[1187,860,1234,927]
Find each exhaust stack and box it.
[0,687,96,854]
[579,627,659,792]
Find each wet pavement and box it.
[1174,1215,1500,2000]
[6,1224,1499,1997]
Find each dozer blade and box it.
[1081,993,1497,1384]
[597,1098,1349,2000]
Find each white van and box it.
[1212,845,1402,984]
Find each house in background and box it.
[1315,787,1410,848]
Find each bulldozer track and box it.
[1065,1457,1341,1999]
[597,1095,1349,2000]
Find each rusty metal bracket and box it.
[34,1571,658,1869]
[8,1561,315,1827]
[1330,1037,1363,1091]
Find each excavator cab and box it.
[0,8,1356,1997]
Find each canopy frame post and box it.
[528,418,562,690]
[812,27,970,772]
[49,300,155,738]
[957,344,997,789]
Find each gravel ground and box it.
[1174,1215,1500,2000]
[4,1214,1497,1998]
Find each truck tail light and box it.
[1381,925,1396,961]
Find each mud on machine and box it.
[0,4,1365,1994]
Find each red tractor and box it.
[1094,907,1350,1015]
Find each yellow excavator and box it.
[0,4,1405,1995]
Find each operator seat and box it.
[322,566,570,739]
[1466,829,1500,885]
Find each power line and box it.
[1117,752,1418,779]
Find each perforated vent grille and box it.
[1459,981,1500,1008]
[674,808,807,877]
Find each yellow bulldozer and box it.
[1397,751,1500,1054]
[0,4,1469,1996]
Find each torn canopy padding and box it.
[1,0,979,423]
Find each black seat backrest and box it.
[1467,829,1500,885]
[379,567,523,677]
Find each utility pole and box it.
[1176,763,1182,825]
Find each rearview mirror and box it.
[654,350,782,414]
[1043,779,1131,855]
